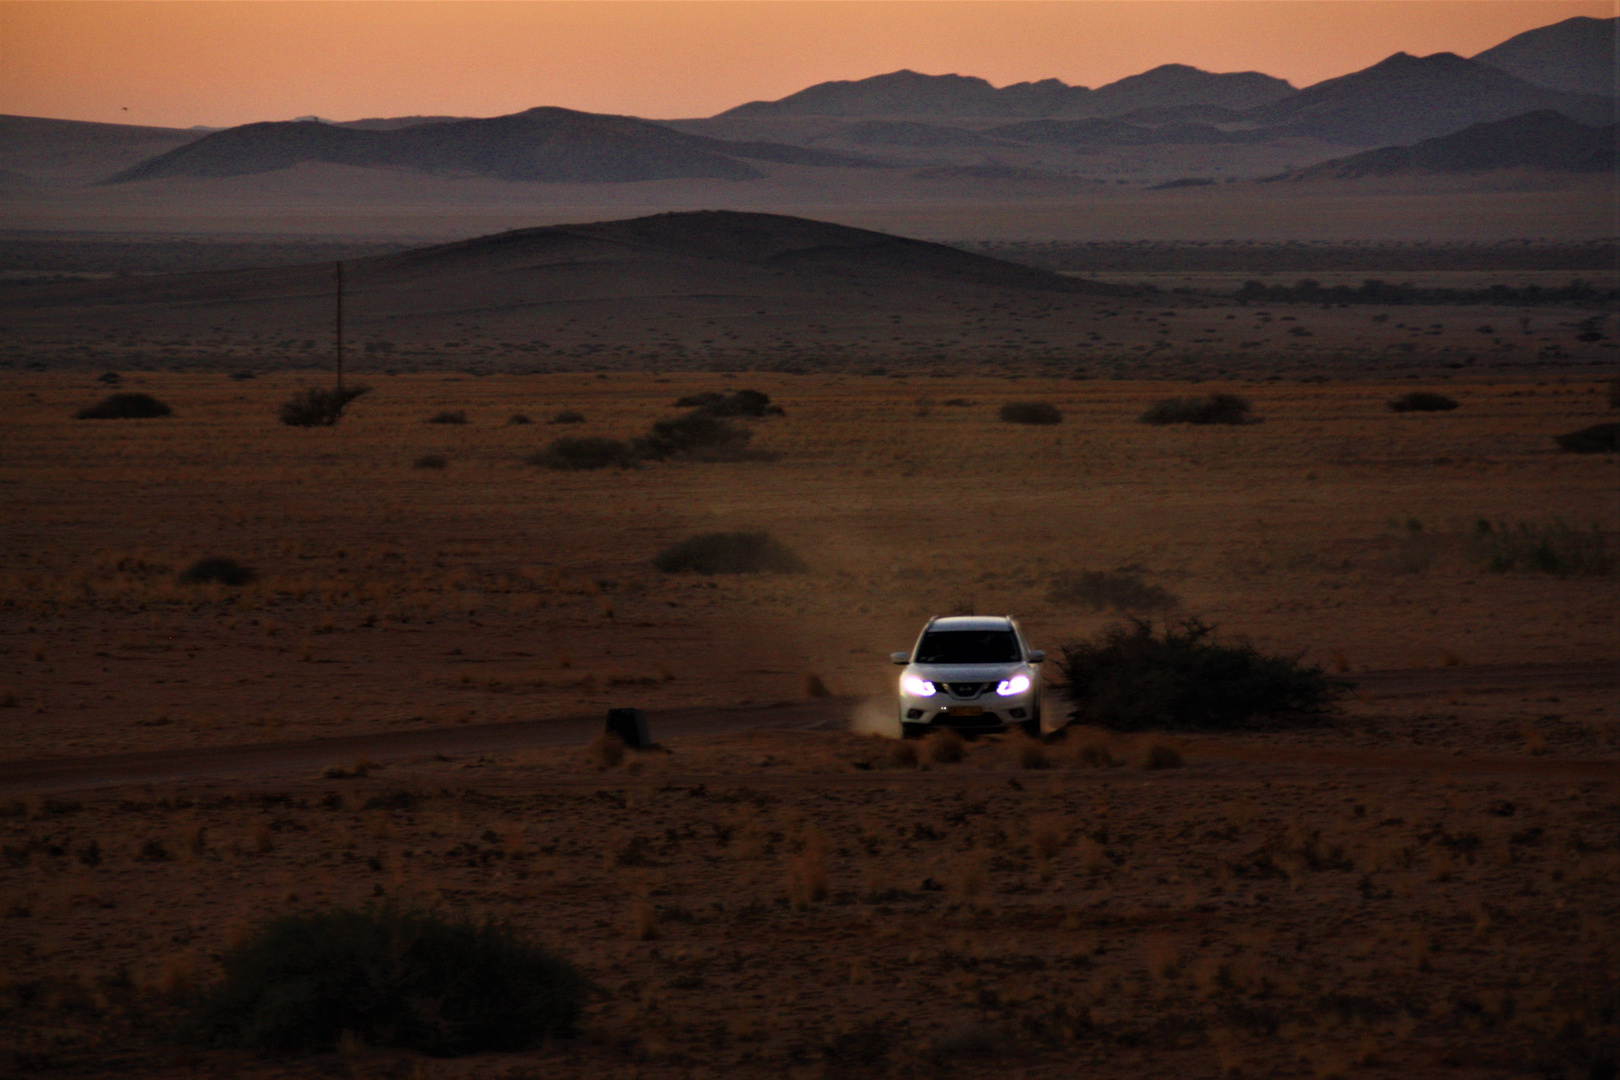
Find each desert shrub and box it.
[1056,618,1346,731]
[76,392,172,420]
[1139,394,1253,426]
[633,412,759,461]
[1047,569,1177,612]
[1379,517,1434,574]
[1472,519,1613,576]
[999,401,1063,425]
[674,389,783,417]
[427,410,467,425]
[507,413,532,425]
[413,454,447,470]
[548,410,584,425]
[527,437,636,471]
[1388,391,1459,413]
[178,557,256,587]
[1554,422,1617,453]
[652,532,806,574]
[186,905,583,1055]
[279,386,368,427]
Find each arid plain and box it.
[1,366,1616,1077]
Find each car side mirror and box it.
[890,652,911,665]
[1027,650,1046,663]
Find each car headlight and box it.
[900,674,936,697]
[995,673,1031,697]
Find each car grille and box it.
[945,682,989,698]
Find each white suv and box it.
[891,615,1046,739]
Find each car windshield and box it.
[914,629,1021,665]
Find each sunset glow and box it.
[2,1,1610,129]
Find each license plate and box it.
[947,706,984,717]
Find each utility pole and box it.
[334,261,345,391]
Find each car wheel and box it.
[901,722,931,740]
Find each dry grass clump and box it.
[1140,393,1253,426]
[527,436,637,471]
[1047,568,1178,612]
[427,410,467,424]
[548,410,584,424]
[923,728,965,764]
[75,392,172,420]
[506,412,532,425]
[1388,391,1459,413]
[653,532,806,575]
[1554,422,1618,453]
[1473,519,1613,576]
[633,411,763,462]
[177,557,257,587]
[278,385,368,427]
[673,389,784,417]
[803,672,832,698]
[1013,736,1050,769]
[185,906,584,1054]
[999,401,1063,425]
[887,740,919,769]
[413,454,448,470]
[1057,618,1346,731]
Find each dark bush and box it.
[507,413,532,425]
[1048,570,1178,612]
[1554,422,1618,454]
[1139,394,1253,426]
[427,410,467,425]
[674,389,783,417]
[1056,618,1346,732]
[633,412,759,461]
[1389,392,1459,413]
[96,371,122,385]
[178,557,257,587]
[548,410,584,424]
[1473,519,1613,576]
[76,392,172,420]
[999,401,1063,425]
[653,532,806,574]
[279,386,368,427]
[413,454,448,470]
[186,905,584,1055]
[527,437,636,471]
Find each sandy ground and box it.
[0,369,1616,1076]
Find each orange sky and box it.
[1,1,1610,129]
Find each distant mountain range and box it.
[1272,111,1617,180]
[108,107,874,184]
[1473,16,1616,97]
[720,64,1295,120]
[6,14,1610,188]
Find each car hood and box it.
[909,663,1029,682]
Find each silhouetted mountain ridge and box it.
[107,107,876,184]
[1473,16,1617,97]
[1271,111,1617,180]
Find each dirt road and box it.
[2,660,1612,793]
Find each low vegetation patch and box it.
[633,412,763,462]
[1554,422,1617,454]
[75,392,172,420]
[178,557,257,587]
[278,385,368,427]
[507,412,531,425]
[1139,394,1253,426]
[1047,569,1178,612]
[548,410,584,425]
[427,410,467,424]
[1472,519,1613,576]
[186,905,584,1055]
[653,532,806,574]
[413,454,448,470]
[999,401,1063,425]
[1056,618,1346,731]
[527,437,637,471]
[674,389,784,417]
[1389,391,1459,413]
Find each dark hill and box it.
[1079,64,1293,117]
[1244,51,1616,145]
[1270,111,1618,180]
[0,114,202,184]
[986,117,1263,147]
[1473,16,1617,98]
[106,108,875,184]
